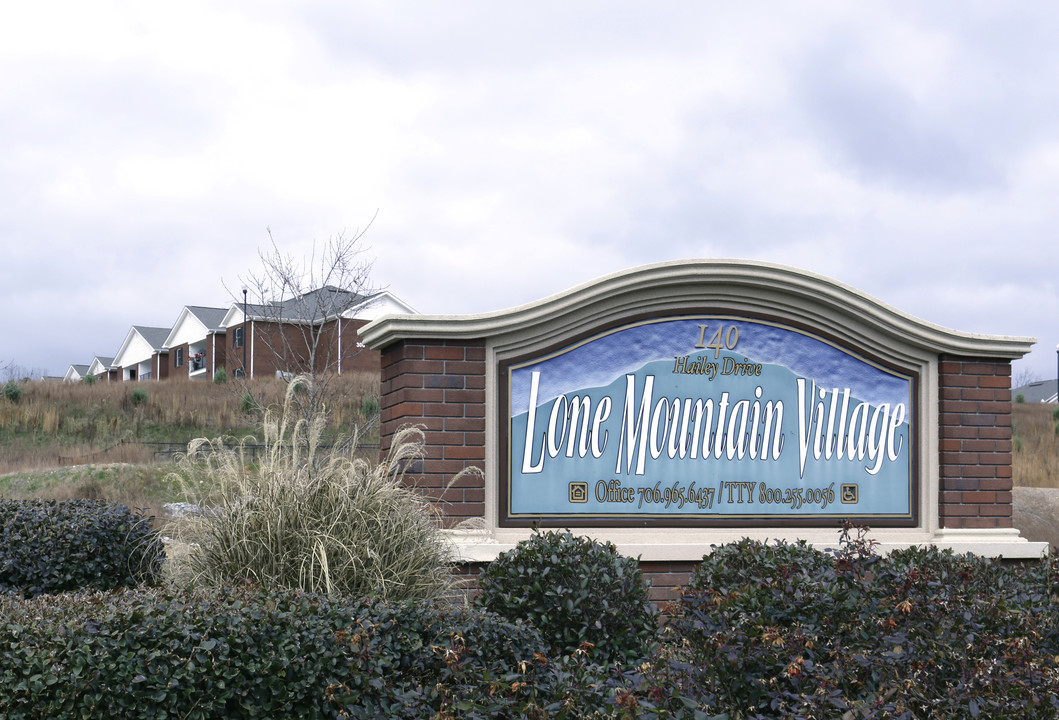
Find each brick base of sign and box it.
[639,561,699,606]
[937,356,1014,530]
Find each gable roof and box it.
[64,364,90,382]
[112,326,172,368]
[273,286,361,322]
[136,326,171,350]
[221,286,406,327]
[341,290,416,320]
[163,305,229,348]
[1014,379,1059,404]
[186,305,228,330]
[88,356,114,375]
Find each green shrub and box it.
[130,387,148,406]
[239,391,257,414]
[660,530,1059,719]
[476,529,657,664]
[687,537,837,632]
[213,367,228,384]
[80,373,97,385]
[0,499,163,598]
[0,586,553,719]
[1016,392,1025,403]
[3,380,21,404]
[689,536,834,591]
[172,377,454,603]
[360,395,380,417]
[1054,406,1059,422]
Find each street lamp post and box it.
[242,287,248,379]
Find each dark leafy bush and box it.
[0,585,559,720]
[130,387,148,406]
[688,537,837,631]
[0,499,163,598]
[660,527,1059,719]
[475,530,657,664]
[689,537,834,592]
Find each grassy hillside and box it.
[0,373,379,524]
[0,373,378,471]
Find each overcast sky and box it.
[2,2,1058,383]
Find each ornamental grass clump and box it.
[171,375,453,603]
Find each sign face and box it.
[502,316,916,526]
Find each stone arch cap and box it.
[360,259,1035,365]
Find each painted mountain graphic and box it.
[508,349,912,519]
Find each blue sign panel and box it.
[504,317,915,525]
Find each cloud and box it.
[0,1,1056,384]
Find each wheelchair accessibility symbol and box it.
[841,484,859,504]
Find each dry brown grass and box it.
[0,373,379,475]
[1013,402,1059,488]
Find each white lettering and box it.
[591,397,611,458]
[521,372,546,474]
[616,374,654,475]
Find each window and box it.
[234,327,244,348]
[175,348,184,367]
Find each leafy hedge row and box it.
[0,499,162,598]
[0,585,600,719]
[5,524,1059,719]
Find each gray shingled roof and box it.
[247,286,373,323]
[185,306,229,332]
[1014,379,1059,404]
[134,326,172,351]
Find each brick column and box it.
[379,339,486,527]
[937,356,1014,529]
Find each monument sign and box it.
[361,260,1046,574]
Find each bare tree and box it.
[234,220,380,430]
[1,361,46,383]
[1012,365,1042,391]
